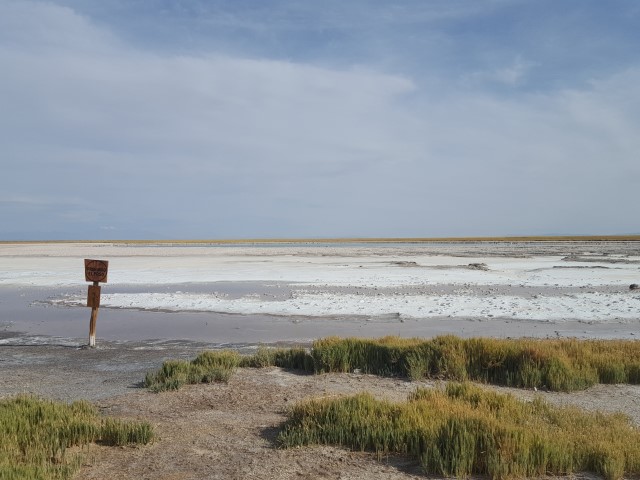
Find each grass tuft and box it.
[99,418,154,446]
[145,337,640,392]
[307,336,640,391]
[0,395,153,480]
[277,382,640,479]
[239,346,312,370]
[144,350,240,392]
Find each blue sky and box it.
[1,0,639,240]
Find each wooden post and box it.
[89,281,99,347]
[84,259,108,348]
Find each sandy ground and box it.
[1,241,639,478]
[1,336,639,480]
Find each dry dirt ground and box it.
[1,339,639,479]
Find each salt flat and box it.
[2,244,640,480]
[1,241,639,343]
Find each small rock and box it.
[392,261,419,267]
[467,263,489,271]
[630,283,639,290]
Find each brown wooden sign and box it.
[87,285,101,308]
[84,259,108,347]
[85,259,109,283]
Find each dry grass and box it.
[308,336,640,391]
[145,336,640,393]
[144,347,314,392]
[0,395,153,480]
[143,350,241,392]
[140,338,640,478]
[278,382,640,479]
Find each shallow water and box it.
[1,284,637,347]
[1,242,638,346]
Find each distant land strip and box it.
[2,235,640,245]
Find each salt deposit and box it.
[1,242,638,326]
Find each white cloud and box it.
[0,2,417,162]
[1,1,639,238]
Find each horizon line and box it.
[2,235,640,245]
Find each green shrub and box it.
[192,350,240,370]
[144,350,240,392]
[145,337,640,392]
[100,418,154,446]
[0,395,153,480]
[278,383,640,479]
[307,336,640,391]
[239,346,314,370]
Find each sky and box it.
[1,0,639,240]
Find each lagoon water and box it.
[1,241,639,346]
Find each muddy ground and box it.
[1,334,639,479]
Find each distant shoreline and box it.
[2,235,640,245]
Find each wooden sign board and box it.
[87,285,101,308]
[85,259,109,283]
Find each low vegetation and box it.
[278,382,640,479]
[307,336,640,391]
[0,395,153,480]
[239,346,312,370]
[138,337,640,479]
[145,336,640,393]
[143,350,241,392]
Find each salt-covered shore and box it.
[1,241,639,343]
[2,241,639,480]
